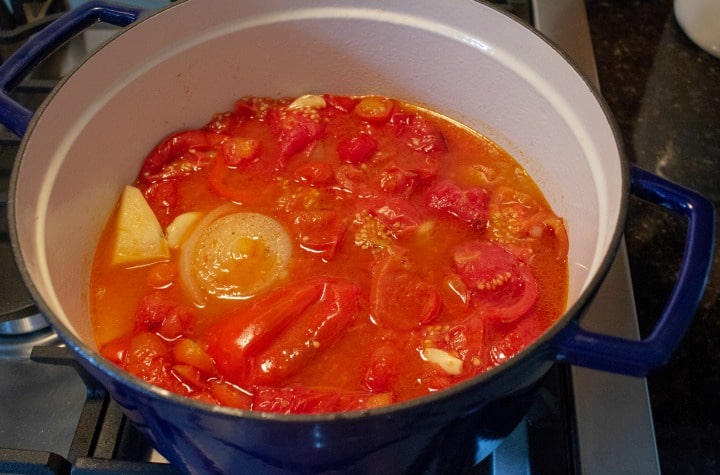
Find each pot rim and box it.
[8,0,630,423]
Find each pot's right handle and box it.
[0,1,144,137]
[553,164,715,377]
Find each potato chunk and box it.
[112,186,169,266]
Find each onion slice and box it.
[179,205,292,307]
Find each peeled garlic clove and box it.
[287,94,326,110]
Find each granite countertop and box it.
[586,1,719,473]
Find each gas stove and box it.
[0,1,660,473]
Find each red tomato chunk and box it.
[91,94,569,414]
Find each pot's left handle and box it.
[553,165,715,377]
[0,1,144,137]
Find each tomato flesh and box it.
[91,95,569,414]
[453,241,539,323]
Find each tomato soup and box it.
[90,94,568,414]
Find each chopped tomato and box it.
[522,210,569,261]
[366,195,423,238]
[207,154,260,204]
[99,334,132,365]
[426,180,489,230]
[389,112,446,153]
[292,210,346,259]
[222,137,260,166]
[370,254,442,330]
[324,94,359,113]
[270,107,325,165]
[293,161,335,186]
[172,338,216,374]
[253,385,392,414]
[362,343,401,393]
[335,164,371,195]
[453,241,539,323]
[172,364,206,390]
[207,380,253,410]
[337,134,379,165]
[378,166,417,197]
[133,291,175,332]
[125,332,175,390]
[354,96,394,124]
[140,131,222,182]
[489,312,546,366]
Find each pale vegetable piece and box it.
[422,348,463,376]
[287,94,326,110]
[179,208,292,305]
[166,212,202,249]
[112,186,170,266]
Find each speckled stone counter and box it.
[586,1,720,473]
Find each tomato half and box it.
[337,134,379,165]
[370,254,442,330]
[292,210,347,259]
[426,181,489,230]
[205,278,360,386]
[253,279,361,384]
[389,112,447,153]
[453,241,539,323]
[140,131,223,182]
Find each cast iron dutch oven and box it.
[1,1,715,473]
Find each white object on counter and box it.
[674,0,720,58]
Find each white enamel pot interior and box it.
[9,0,627,472]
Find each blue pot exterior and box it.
[72,340,552,474]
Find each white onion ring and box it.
[178,205,291,307]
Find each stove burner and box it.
[0,326,59,359]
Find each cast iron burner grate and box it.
[0,345,179,475]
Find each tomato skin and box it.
[362,343,401,393]
[100,334,132,365]
[370,254,442,331]
[293,161,335,186]
[337,134,379,165]
[522,210,569,261]
[207,154,269,204]
[453,241,539,323]
[134,291,175,332]
[205,280,324,385]
[207,380,253,409]
[270,107,326,165]
[389,112,446,153]
[366,195,422,238]
[292,210,346,259]
[172,338,216,374]
[253,280,361,384]
[426,181,489,230]
[324,94,359,113]
[124,332,175,390]
[140,131,223,182]
[222,137,261,166]
[253,385,391,414]
[489,312,545,366]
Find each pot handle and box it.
[0,1,144,137]
[553,164,715,377]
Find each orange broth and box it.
[90,94,568,414]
